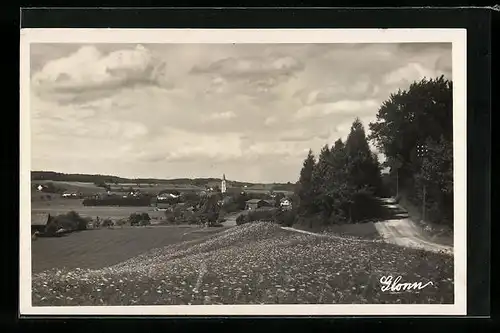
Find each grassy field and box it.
[32,225,229,273]
[31,199,165,220]
[33,180,204,195]
[32,222,454,305]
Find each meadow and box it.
[32,225,228,273]
[34,180,203,195]
[31,199,165,220]
[32,222,454,305]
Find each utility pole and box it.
[416,143,428,222]
[396,168,399,198]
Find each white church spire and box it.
[221,174,227,193]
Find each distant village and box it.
[33,174,293,213]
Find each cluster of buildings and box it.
[244,197,292,211]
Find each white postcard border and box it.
[19,28,467,316]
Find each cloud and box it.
[205,111,237,121]
[293,99,380,121]
[383,62,440,85]
[192,55,304,79]
[191,54,305,98]
[32,44,172,104]
[299,80,379,105]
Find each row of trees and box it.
[295,75,453,228]
[295,118,383,226]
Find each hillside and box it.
[32,222,453,306]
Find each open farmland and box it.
[32,225,229,273]
[31,199,164,220]
[34,180,204,195]
[32,222,454,306]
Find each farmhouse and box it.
[245,199,273,210]
[157,193,180,200]
[31,213,49,234]
[280,197,293,210]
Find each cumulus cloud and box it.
[383,62,440,85]
[293,99,380,121]
[192,55,304,78]
[205,111,237,121]
[32,44,172,104]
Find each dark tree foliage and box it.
[311,144,334,218]
[295,149,316,215]
[369,76,453,226]
[294,117,385,226]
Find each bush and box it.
[140,212,151,223]
[115,219,127,227]
[47,211,88,233]
[247,208,278,223]
[236,214,247,225]
[101,219,114,228]
[65,211,89,230]
[128,212,151,226]
[274,210,296,227]
[140,219,151,226]
[45,220,59,236]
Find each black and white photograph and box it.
[20,29,467,316]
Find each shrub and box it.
[236,214,246,226]
[247,208,278,223]
[140,212,151,222]
[115,219,127,227]
[65,211,89,230]
[274,210,296,227]
[101,219,114,228]
[187,215,199,224]
[129,213,142,226]
[48,211,88,232]
[140,219,151,226]
[45,220,59,236]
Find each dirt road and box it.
[221,211,245,227]
[374,198,453,255]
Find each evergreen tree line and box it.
[294,76,453,228]
[294,118,383,226]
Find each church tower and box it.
[221,174,227,194]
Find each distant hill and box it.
[31,171,295,191]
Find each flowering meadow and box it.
[32,222,454,306]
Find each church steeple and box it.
[221,174,227,193]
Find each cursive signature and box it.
[380,275,434,292]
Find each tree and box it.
[325,139,352,223]
[369,75,452,186]
[295,149,316,215]
[368,76,453,226]
[199,194,221,226]
[345,118,381,192]
[417,136,454,224]
[274,192,285,208]
[311,144,334,218]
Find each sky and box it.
[30,42,452,183]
